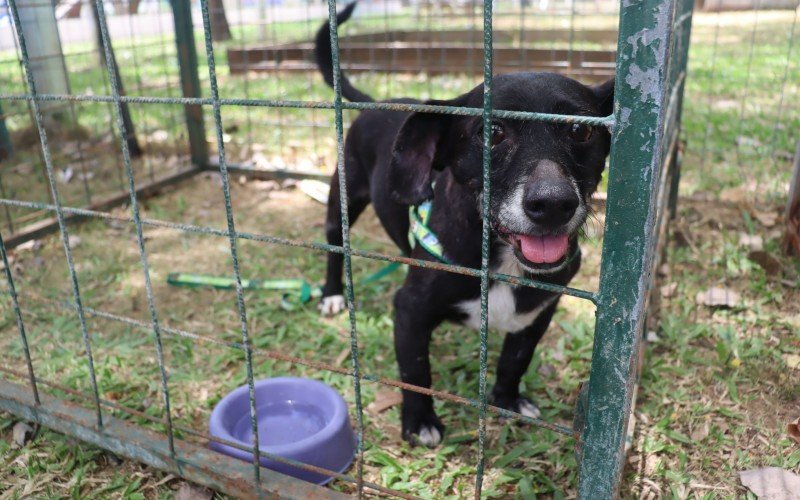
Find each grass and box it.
[680,11,799,200]
[627,203,800,497]
[0,417,171,499]
[1,6,799,499]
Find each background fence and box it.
[680,5,798,204]
[0,0,796,497]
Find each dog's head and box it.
[389,72,614,274]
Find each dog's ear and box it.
[591,78,615,117]
[389,99,460,205]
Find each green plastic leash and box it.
[166,273,320,310]
[167,262,404,311]
[167,192,449,309]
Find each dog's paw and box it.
[402,413,445,448]
[416,425,442,447]
[319,295,346,316]
[493,394,541,420]
[517,397,541,419]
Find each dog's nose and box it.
[523,181,579,227]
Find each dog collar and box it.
[408,197,453,264]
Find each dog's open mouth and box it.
[494,224,571,269]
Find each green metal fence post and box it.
[0,102,11,161]
[669,0,695,219]
[170,0,209,166]
[577,0,678,496]
[668,146,682,219]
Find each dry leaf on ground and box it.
[16,240,40,252]
[696,288,741,308]
[720,185,748,203]
[690,421,710,442]
[748,250,782,276]
[739,232,764,251]
[251,180,280,191]
[753,210,779,228]
[105,452,123,466]
[673,228,693,248]
[538,363,556,377]
[661,282,678,298]
[297,179,330,205]
[175,482,214,500]
[739,467,800,500]
[12,422,33,447]
[788,416,800,445]
[366,389,403,414]
[783,354,800,370]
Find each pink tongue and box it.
[518,234,569,264]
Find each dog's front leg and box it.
[393,286,445,447]
[491,298,560,419]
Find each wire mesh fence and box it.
[0,0,783,496]
[680,4,798,204]
[0,0,192,241]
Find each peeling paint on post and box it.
[577,0,681,496]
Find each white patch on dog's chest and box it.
[457,247,557,333]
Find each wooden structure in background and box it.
[228,28,618,82]
[697,0,799,10]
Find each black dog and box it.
[316,3,613,446]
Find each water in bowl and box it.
[234,400,328,447]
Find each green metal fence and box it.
[0,0,695,496]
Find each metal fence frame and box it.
[0,0,693,496]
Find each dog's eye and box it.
[490,123,505,147]
[568,123,593,142]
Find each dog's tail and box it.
[314,2,374,103]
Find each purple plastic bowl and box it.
[208,377,355,485]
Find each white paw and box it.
[518,399,541,419]
[319,295,346,316]
[417,425,442,447]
